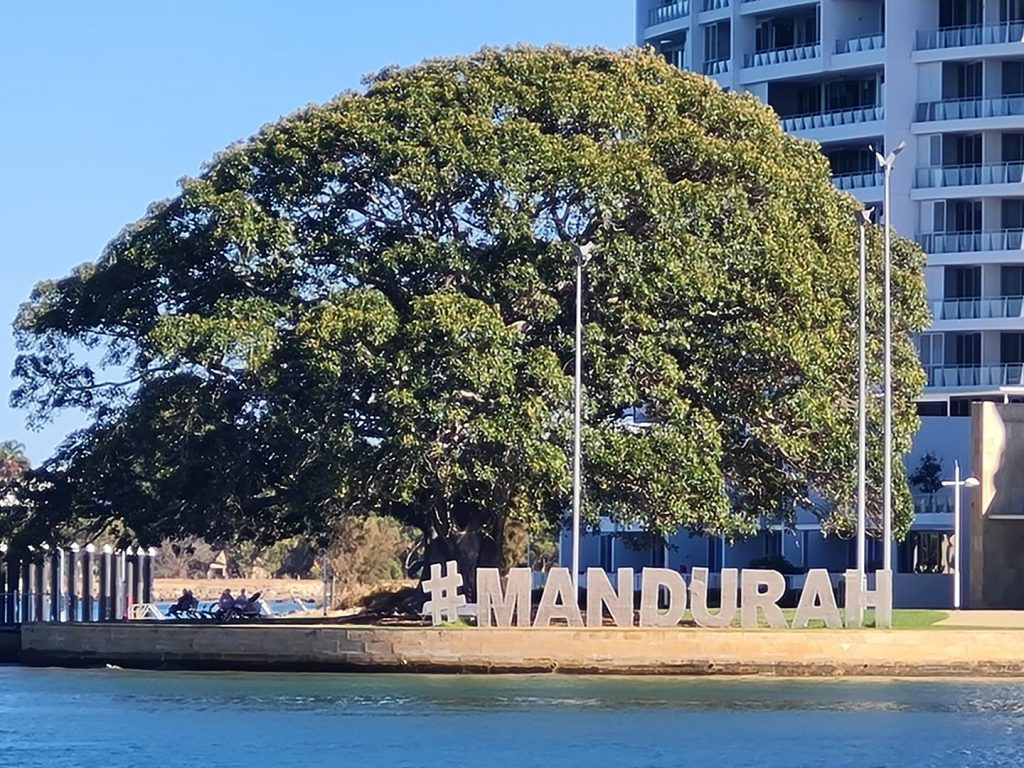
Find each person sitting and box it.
[168,589,191,617]
[213,588,234,620]
[234,588,250,611]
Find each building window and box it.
[1004,199,1024,229]
[917,401,949,417]
[1003,0,1024,23]
[952,332,981,365]
[1005,61,1024,96]
[944,265,981,299]
[901,532,951,574]
[1001,332,1024,363]
[764,530,782,558]
[917,332,945,367]
[707,537,722,573]
[1002,266,1024,296]
[599,534,614,571]
[940,0,983,28]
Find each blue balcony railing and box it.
[743,43,820,68]
[915,162,1024,188]
[929,295,1024,321]
[916,22,1024,50]
[648,0,690,26]
[701,0,728,10]
[924,364,1024,388]
[836,34,885,54]
[919,229,1024,253]
[832,170,883,190]
[702,58,730,75]
[915,96,1024,122]
[780,105,883,132]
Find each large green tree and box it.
[9,47,928,577]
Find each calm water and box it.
[2,667,1023,768]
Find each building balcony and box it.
[701,0,728,10]
[832,170,883,191]
[779,105,883,133]
[703,58,730,76]
[835,34,885,54]
[924,363,1024,389]
[915,96,1024,123]
[919,229,1024,254]
[913,494,954,516]
[929,295,1024,321]
[743,43,821,69]
[648,0,690,27]
[916,22,1024,51]
[915,162,1024,189]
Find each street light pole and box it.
[942,459,979,610]
[856,208,873,577]
[571,243,593,591]
[872,140,905,572]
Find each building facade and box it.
[562,0,1024,606]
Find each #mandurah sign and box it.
[422,562,892,629]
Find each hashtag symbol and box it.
[421,560,466,625]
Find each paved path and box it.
[936,610,1024,628]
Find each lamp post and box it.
[856,208,874,577]
[941,459,979,610]
[570,243,593,591]
[871,140,906,572]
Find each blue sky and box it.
[0,1,633,464]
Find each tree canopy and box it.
[8,46,928,570]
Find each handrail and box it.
[929,295,1024,320]
[916,22,1024,50]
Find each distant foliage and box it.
[909,453,944,495]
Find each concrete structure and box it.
[970,401,1024,606]
[15,622,1024,676]
[621,0,1024,604]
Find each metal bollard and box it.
[114,549,127,621]
[99,545,112,621]
[48,547,60,622]
[82,544,94,622]
[5,552,17,624]
[142,547,155,604]
[35,549,47,623]
[0,543,6,625]
[20,555,32,623]
[66,544,79,622]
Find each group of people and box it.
[167,587,262,619]
[216,588,261,617]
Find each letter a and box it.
[792,569,842,628]
[533,567,583,627]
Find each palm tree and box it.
[0,441,30,481]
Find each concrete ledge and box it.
[17,623,1024,676]
[0,628,19,663]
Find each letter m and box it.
[476,568,532,628]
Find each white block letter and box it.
[533,567,583,627]
[477,568,532,627]
[586,568,635,628]
[638,568,687,627]
[792,569,842,629]
[844,569,893,629]
[690,567,738,628]
[740,569,788,629]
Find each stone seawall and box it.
[0,628,19,663]
[17,623,1024,676]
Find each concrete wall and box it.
[970,402,1024,607]
[19,623,1024,677]
[0,629,18,663]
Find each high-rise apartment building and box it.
[636,0,1024,498]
